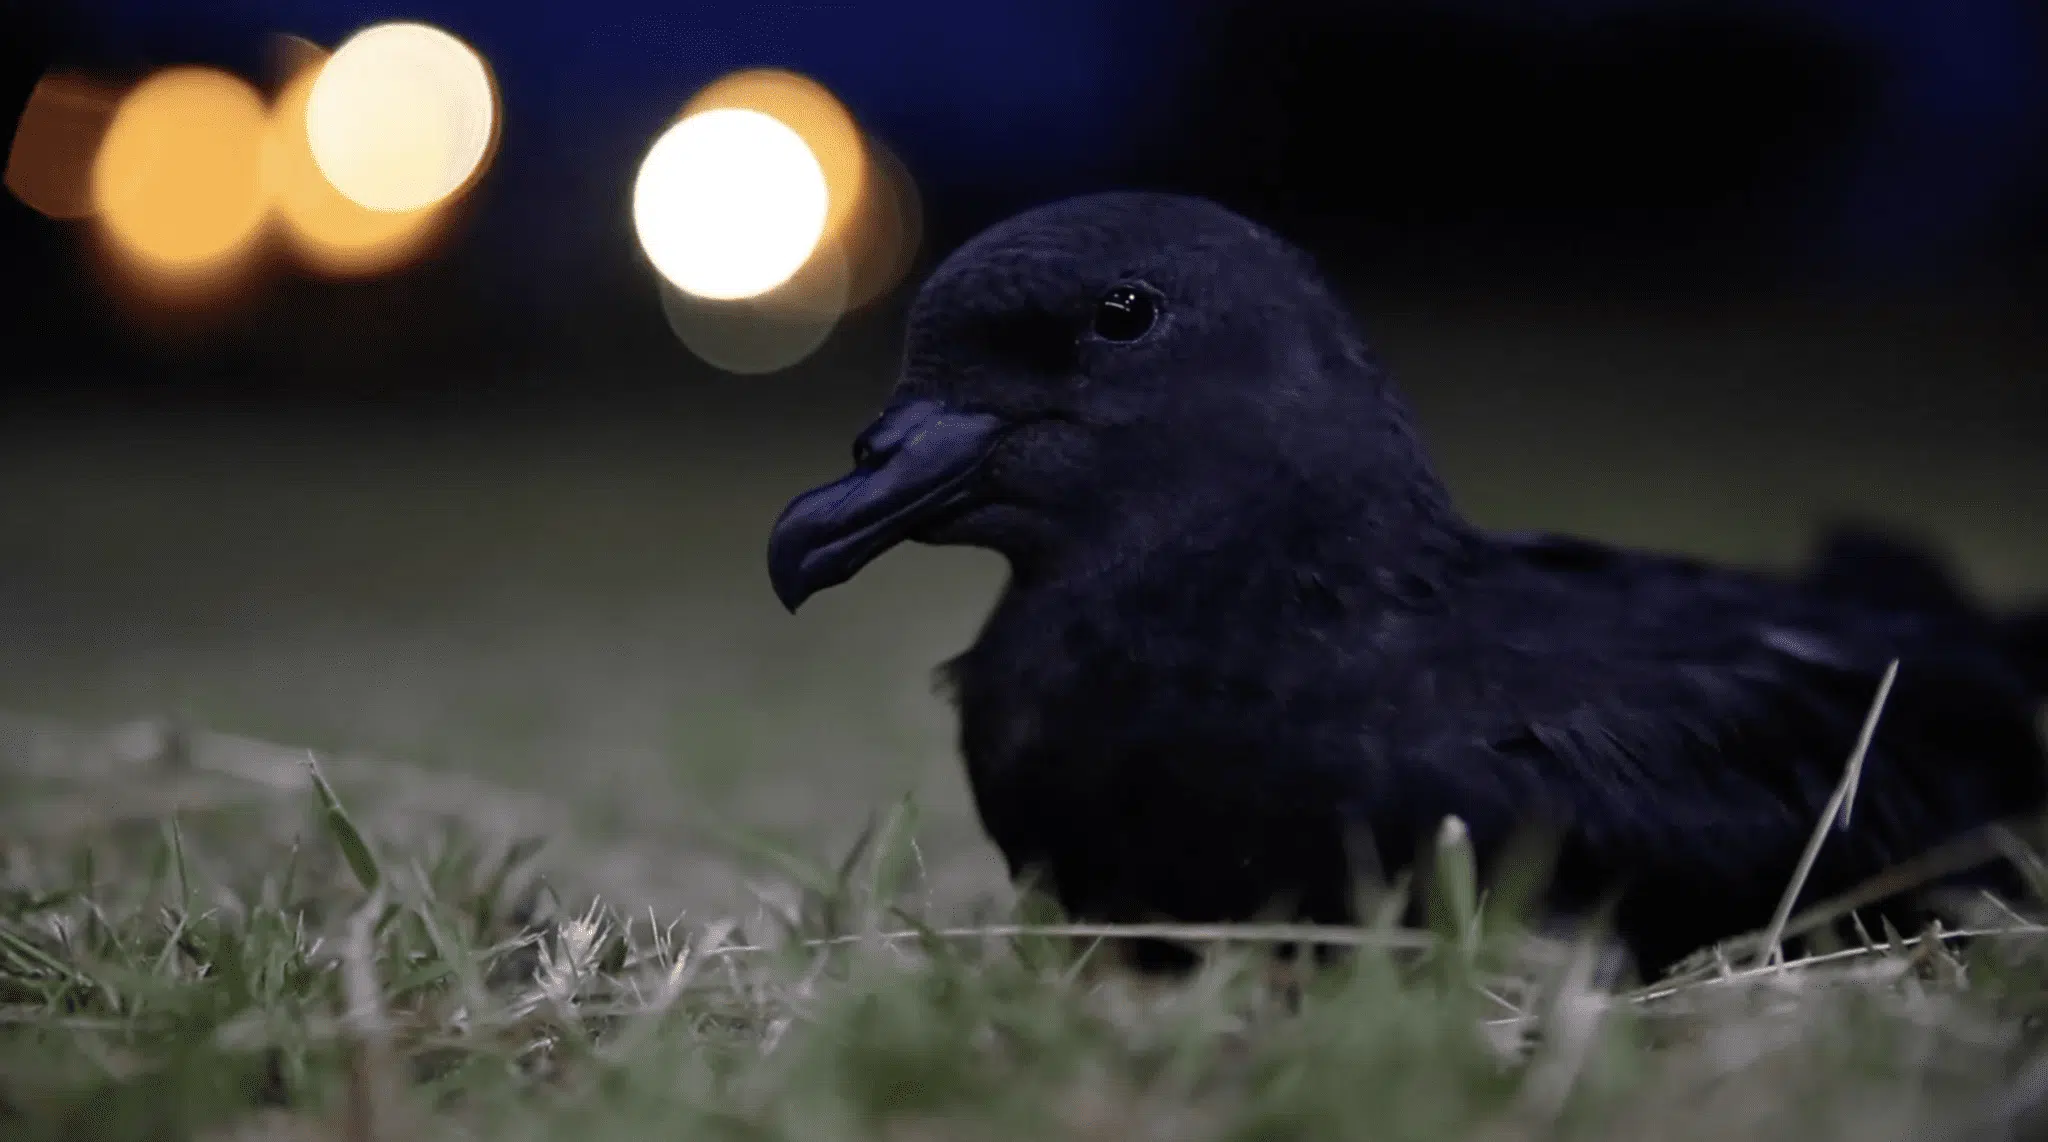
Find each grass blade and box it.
[304,751,382,897]
[1756,658,1899,968]
[1429,815,1479,966]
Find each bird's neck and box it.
[1004,464,1472,628]
[1001,375,1472,618]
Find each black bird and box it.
[767,192,2048,975]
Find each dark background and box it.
[7,0,2047,406]
[0,0,2043,906]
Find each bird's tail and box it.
[2000,611,2048,700]
[1806,521,2048,699]
[1804,521,1974,617]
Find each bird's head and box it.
[768,191,1452,612]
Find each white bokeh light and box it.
[306,22,496,213]
[632,107,829,301]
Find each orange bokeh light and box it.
[90,66,270,280]
[4,71,122,220]
[266,52,439,276]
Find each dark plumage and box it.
[767,192,2048,976]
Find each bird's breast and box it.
[946,602,1367,925]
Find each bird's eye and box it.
[1091,285,1157,343]
[852,436,876,467]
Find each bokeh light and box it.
[14,29,501,318]
[681,69,867,259]
[266,48,440,276]
[677,68,921,316]
[5,71,122,220]
[91,66,270,279]
[633,107,830,301]
[306,22,497,213]
[837,135,924,314]
[635,68,926,373]
[659,239,851,375]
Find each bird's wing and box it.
[1398,529,2044,904]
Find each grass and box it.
[5,703,2048,1142]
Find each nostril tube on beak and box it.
[767,400,1009,611]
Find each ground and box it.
[2,301,2045,1139]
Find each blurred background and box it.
[2,0,2044,915]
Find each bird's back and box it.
[947,524,2047,973]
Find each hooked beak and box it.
[768,399,1008,612]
